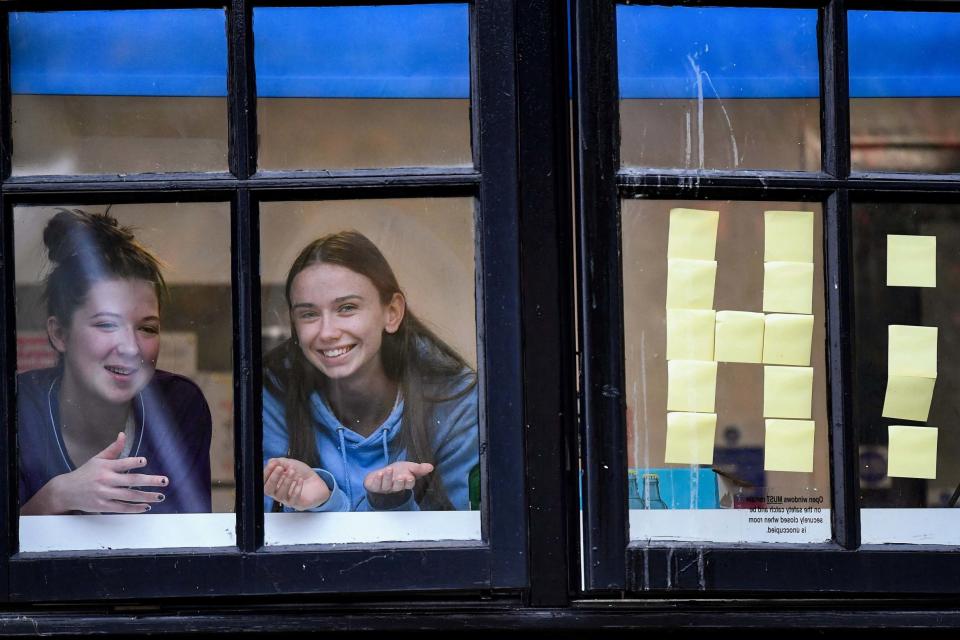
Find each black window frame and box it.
[0,0,546,603]
[5,0,960,629]
[574,0,960,595]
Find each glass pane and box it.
[849,11,960,173]
[15,204,234,552]
[259,199,480,545]
[254,5,471,170]
[617,6,821,171]
[623,200,831,543]
[853,202,960,544]
[11,10,228,175]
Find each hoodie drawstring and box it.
[337,427,353,505]
[381,430,390,468]
[335,426,392,508]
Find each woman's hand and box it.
[364,461,434,496]
[263,457,331,510]
[21,432,168,515]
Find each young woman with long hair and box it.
[262,230,478,511]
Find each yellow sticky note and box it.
[763,314,815,366]
[763,261,814,314]
[763,365,814,419]
[765,210,814,263]
[887,235,936,288]
[665,412,717,465]
[668,208,720,260]
[882,375,936,422]
[666,259,717,310]
[764,419,815,473]
[666,309,716,361]
[888,425,938,479]
[888,325,938,378]
[714,310,764,363]
[667,360,718,413]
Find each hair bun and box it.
[43,208,134,265]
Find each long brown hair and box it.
[263,230,475,509]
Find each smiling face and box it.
[289,263,405,386]
[48,278,161,407]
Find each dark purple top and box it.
[17,368,213,514]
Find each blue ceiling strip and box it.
[10,9,229,97]
[616,5,821,99]
[848,11,960,98]
[253,5,469,99]
[9,6,959,99]
[10,5,468,99]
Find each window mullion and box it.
[820,0,859,550]
[821,0,851,179]
[228,0,257,179]
[2,10,15,602]
[1,10,11,181]
[824,188,860,550]
[227,0,260,551]
[0,193,13,601]
[573,0,627,592]
[233,187,263,552]
[515,0,577,606]
[474,0,527,588]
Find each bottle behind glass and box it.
[469,463,481,510]
[640,472,668,509]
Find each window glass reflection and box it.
[617,6,820,171]
[623,200,830,543]
[15,203,234,552]
[853,202,960,544]
[254,5,471,170]
[849,11,960,174]
[260,199,481,545]
[10,10,228,175]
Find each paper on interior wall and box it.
[887,425,938,480]
[882,375,936,422]
[666,258,717,310]
[762,261,814,314]
[763,365,814,419]
[762,313,814,366]
[667,207,720,261]
[764,419,815,473]
[664,411,717,465]
[666,308,716,361]
[158,331,198,377]
[764,210,814,263]
[888,324,938,379]
[666,359,718,413]
[714,310,764,363]
[886,234,936,288]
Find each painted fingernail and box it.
[157,494,165,502]
[144,505,151,512]
[160,478,168,486]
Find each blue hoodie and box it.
[262,369,478,512]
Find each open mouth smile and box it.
[321,345,356,359]
[104,365,139,376]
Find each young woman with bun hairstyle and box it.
[262,230,479,512]
[18,209,212,515]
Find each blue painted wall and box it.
[10,6,959,99]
